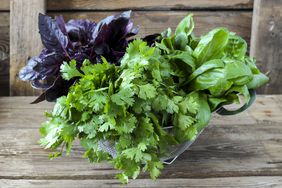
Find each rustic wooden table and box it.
[0,95,282,187]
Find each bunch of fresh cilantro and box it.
[39,14,268,183]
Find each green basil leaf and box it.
[208,97,227,111]
[247,73,269,89]
[189,67,225,91]
[175,14,194,36]
[209,78,233,97]
[168,51,195,71]
[225,61,253,85]
[224,34,247,61]
[193,28,229,66]
[227,85,250,104]
[186,59,224,84]
[192,92,211,132]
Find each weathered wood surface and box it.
[250,0,282,94]
[47,0,253,10]
[2,11,252,96]
[56,11,252,41]
[0,0,9,11]
[10,0,46,96]
[0,0,254,11]
[0,95,281,187]
[1,177,282,188]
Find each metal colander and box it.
[97,128,203,165]
[98,89,256,165]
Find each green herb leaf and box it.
[60,60,83,80]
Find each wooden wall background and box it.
[1,0,279,95]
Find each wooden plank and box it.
[248,95,282,123]
[0,12,9,96]
[0,123,282,178]
[250,0,282,94]
[0,0,254,11]
[53,11,252,42]
[0,0,9,11]
[10,0,46,96]
[0,107,255,128]
[1,177,282,188]
[0,12,9,54]
[0,96,281,179]
[47,0,254,10]
[273,95,282,109]
[0,96,53,109]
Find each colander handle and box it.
[163,156,179,165]
[216,89,256,116]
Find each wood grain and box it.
[0,0,254,11]
[250,0,282,94]
[53,11,252,42]
[10,0,46,96]
[1,177,282,188]
[0,0,9,11]
[0,96,281,182]
[1,123,282,179]
[0,13,9,55]
[47,0,253,10]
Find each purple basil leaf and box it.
[39,13,69,55]
[30,92,46,104]
[55,16,68,35]
[66,19,96,44]
[45,76,74,102]
[33,51,65,79]
[31,76,74,104]
[111,49,125,61]
[92,11,137,53]
[31,80,51,89]
[126,24,139,38]
[19,50,64,89]
[94,43,110,55]
[55,16,74,50]
[19,57,41,81]
[92,11,128,44]
[22,11,138,103]
[142,33,161,46]
[72,52,92,66]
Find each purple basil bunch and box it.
[19,11,138,103]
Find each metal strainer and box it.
[98,89,256,165]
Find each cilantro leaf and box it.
[111,88,135,106]
[60,60,83,80]
[138,84,157,99]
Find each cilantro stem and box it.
[94,87,109,92]
[60,141,66,154]
[84,87,109,94]
[148,112,162,136]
